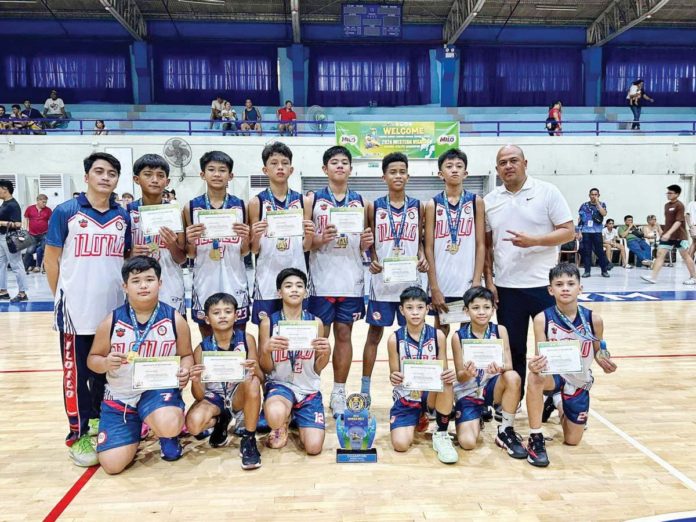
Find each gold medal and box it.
[447,243,459,255]
[127,351,137,364]
[147,241,159,253]
[209,248,222,261]
[336,236,349,249]
[392,247,401,257]
[409,390,422,400]
[276,238,289,251]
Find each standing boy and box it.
[183,151,251,337]
[44,152,131,466]
[307,146,373,417]
[426,148,485,336]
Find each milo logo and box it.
[340,134,358,145]
[437,134,456,145]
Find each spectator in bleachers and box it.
[627,79,654,131]
[221,101,238,135]
[618,215,652,268]
[277,100,297,136]
[209,94,226,129]
[240,98,262,134]
[545,101,562,136]
[43,89,66,128]
[21,100,44,133]
[9,105,26,134]
[93,120,108,136]
[0,106,9,132]
[22,194,52,273]
[603,218,630,268]
[687,196,696,260]
[578,188,609,277]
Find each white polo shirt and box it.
[484,176,572,288]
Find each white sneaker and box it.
[683,278,696,286]
[330,388,346,418]
[640,274,656,284]
[432,431,459,464]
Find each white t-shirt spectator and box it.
[44,97,65,115]
[211,99,225,113]
[602,227,619,243]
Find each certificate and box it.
[277,320,319,351]
[266,210,304,238]
[382,256,418,284]
[138,204,183,235]
[538,341,582,374]
[438,300,470,325]
[132,356,180,391]
[196,209,238,239]
[401,359,444,392]
[462,339,504,369]
[329,207,364,234]
[201,351,246,383]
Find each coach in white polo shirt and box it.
[484,145,574,394]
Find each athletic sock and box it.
[436,411,451,432]
[332,382,345,394]
[501,410,515,430]
[552,392,562,409]
[530,427,543,435]
[360,376,371,395]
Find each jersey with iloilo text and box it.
[128,200,185,316]
[543,305,595,391]
[393,324,439,401]
[308,187,365,297]
[453,322,501,400]
[253,189,306,300]
[432,191,477,297]
[46,194,131,335]
[266,310,320,397]
[200,331,247,398]
[104,301,178,406]
[189,194,249,322]
[370,196,421,302]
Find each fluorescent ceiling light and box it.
[535,4,578,11]
[178,0,225,4]
[0,0,39,3]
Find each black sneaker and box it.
[209,408,232,448]
[527,433,550,467]
[480,406,493,422]
[240,434,261,470]
[495,426,528,459]
[601,271,610,278]
[582,272,591,278]
[541,394,556,423]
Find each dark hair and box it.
[200,150,234,172]
[463,286,495,307]
[606,218,614,225]
[11,104,20,111]
[548,262,581,283]
[0,105,4,112]
[0,179,14,194]
[121,192,134,199]
[667,184,682,195]
[169,189,176,196]
[322,146,352,166]
[262,141,293,165]
[624,215,633,221]
[285,100,292,105]
[276,267,308,289]
[121,256,161,282]
[204,292,238,314]
[382,152,408,174]
[134,153,170,177]
[589,187,600,194]
[84,152,121,175]
[437,148,468,170]
[633,79,643,85]
[95,120,105,127]
[399,286,428,305]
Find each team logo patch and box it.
[390,416,396,424]
[115,328,125,337]
[551,327,557,335]
[157,325,167,335]
[97,431,107,445]
[79,219,88,228]
[115,221,124,231]
[197,311,205,319]
[133,216,139,224]
[464,206,472,214]
[258,311,268,320]
[455,410,461,419]
[408,210,416,219]
[437,209,443,216]
[372,311,382,321]
[320,204,328,211]
[379,212,387,219]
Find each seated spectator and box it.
[221,102,238,135]
[210,94,226,130]
[9,105,26,134]
[94,120,108,135]
[121,192,134,208]
[0,106,9,132]
[603,218,630,268]
[23,194,52,273]
[277,100,297,136]
[618,215,652,268]
[642,214,662,244]
[43,89,67,128]
[240,98,262,134]
[21,100,44,133]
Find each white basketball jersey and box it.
[453,322,500,401]
[128,200,186,316]
[393,324,439,401]
[544,306,595,391]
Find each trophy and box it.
[336,393,377,463]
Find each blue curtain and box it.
[308,46,430,107]
[603,47,696,106]
[459,46,583,106]
[0,40,132,103]
[154,44,279,105]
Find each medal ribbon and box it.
[386,196,408,253]
[554,306,598,342]
[266,187,290,212]
[128,302,161,357]
[443,191,465,251]
[403,325,427,359]
[204,191,230,251]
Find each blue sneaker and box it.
[256,411,271,434]
[160,437,182,461]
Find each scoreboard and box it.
[342,3,402,38]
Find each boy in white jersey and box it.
[259,268,331,455]
[425,148,485,336]
[249,142,315,324]
[388,287,458,464]
[361,152,428,400]
[186,293,263,469]
[87,257,193,475]
[307,146,374,417]
[451,286,527,459]
[128,154,186,315]
[526,263,617,467]
[184,151,251,337]
[45,152,131,467]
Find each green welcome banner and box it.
[335,121,460,159]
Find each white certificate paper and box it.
[266,210,304,238]
[438,300,470,325]
[138,204,183,236]
[462,339,504,369]
[132,356,180,391]
[277,320,319,351]
[329,207,364,234]
[382,256,418,284]
[538,341,582,374]
[196,209,238,239]
[401,359,444,392]
[201,351,245,383]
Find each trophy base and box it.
[336,448,377,463]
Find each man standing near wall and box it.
[484,145,574,394]
[578,188,610,278]
[23,194,52,273]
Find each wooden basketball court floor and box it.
[2,295,696,520]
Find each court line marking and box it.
[43,464,99,522]
[0,369,62,374]
[590,410,696,493]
